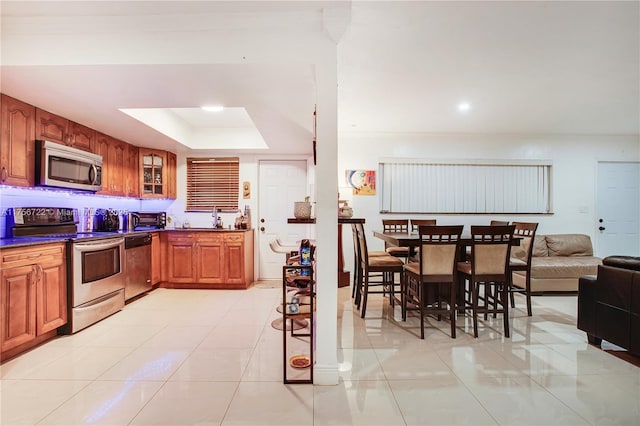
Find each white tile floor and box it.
[1,284,639,425]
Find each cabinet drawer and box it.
[167,233,195,242]
[223,233,244,243]
[196,233,223,243]
[1,244,66,268]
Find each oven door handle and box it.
[74,238,124,252]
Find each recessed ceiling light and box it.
[457,102,471,112]
[201,105,224,112]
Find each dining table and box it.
[372,230,521,251]
[373,229,521,312]
[373,229,521,265]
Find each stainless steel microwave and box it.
[35,140,102,192]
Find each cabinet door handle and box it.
[1,166,7,182]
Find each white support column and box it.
[313,58,339,386]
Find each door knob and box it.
[260,226,265,232]
[598,226,605,231]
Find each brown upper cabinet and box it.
[94,132,129,196]
[125,144,140,198]
[35,108,95,152]
[140,149,168,198]
[0,94,35,187]
[1,93,176,199]
[166,151,177,199]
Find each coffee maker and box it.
[93,208,120,232]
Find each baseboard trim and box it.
[313,363,339,385]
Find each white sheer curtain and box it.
[379,160,551,214]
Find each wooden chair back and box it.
[382,219,409,233]
[410,219,436,233]
[511,221,539,266]
[416,225,463,278]
[469,225,515,277]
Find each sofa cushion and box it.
[530,256,601,278]
[532,235,549,257]
[546,234,593,256]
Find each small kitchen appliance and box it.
[93,208,120,232]
[35,140,103,192]
[131,211,166,229]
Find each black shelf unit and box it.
[281,263,315,384]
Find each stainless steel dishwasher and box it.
[124,233,152,301]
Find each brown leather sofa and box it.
[577,256,640,355]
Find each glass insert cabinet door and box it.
[142,151,164,196]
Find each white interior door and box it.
[258,160,309,279]
[596,161,640,257]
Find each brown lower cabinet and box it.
[161,230,254,289]
[0,242,67,360]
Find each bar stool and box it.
[508,222,539,316]
[382,219,410,261]
[457,225,515,338]
[351,223,392,309]
[358,223,404,318]
[403,225,463,339]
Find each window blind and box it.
[379,160,552,214]
[186,157,239,212]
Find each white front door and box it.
[596,161,640,257]
[258,160,309,279]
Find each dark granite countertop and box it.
[1,228,253,249]
[163,228,251,232]
[0,236,70,249]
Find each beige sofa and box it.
[511,234,601,293]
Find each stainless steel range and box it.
[8,207,125,333]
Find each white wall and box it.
[337,132,640,266]
[166,152,316,230]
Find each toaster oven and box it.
[132,212,166,229]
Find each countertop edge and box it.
[1,228,254,249]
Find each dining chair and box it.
[408,219,437,260]
[410,219,437,233]
[403,225,463,339]
[357,222,404,318]
[507,221,539,316]
[457,225,515,338]
[382,219,410,261]
[463,220,510,262]
[350,223,390,303]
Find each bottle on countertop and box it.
[211,206,218,229]
[243,205,251,229]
